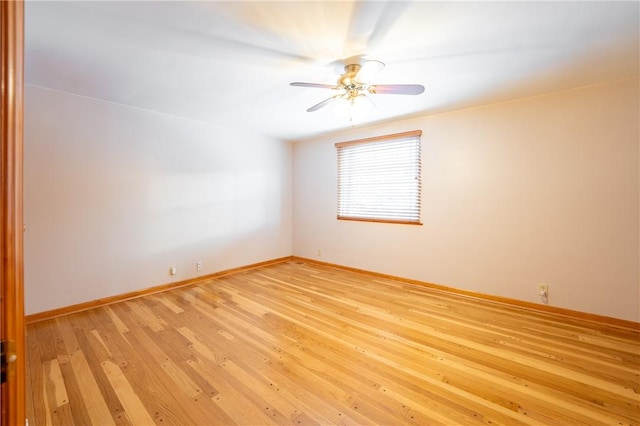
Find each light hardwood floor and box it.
[27,260,640,425]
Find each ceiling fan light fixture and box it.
[350,94,373,122]
[355,60,385,84]
[333,93,372,122]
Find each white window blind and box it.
[336,130,422,225]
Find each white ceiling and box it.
[25,1,639,141]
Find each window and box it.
[336,130,422,225]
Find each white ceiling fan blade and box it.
[370,84,425,95]
[307,96,340,112]
[355,60,385,84]
[290,82,336,89]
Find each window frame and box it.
[335,130,423,225]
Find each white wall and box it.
[24,85,292,315]
[293,78,639,322]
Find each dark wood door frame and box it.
[1,0,26,425]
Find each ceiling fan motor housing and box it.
[338,64,367,101]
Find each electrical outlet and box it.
[196,261,202,271]
[170,266,177,276]
[538,283,548,298]
[317,249,322,257]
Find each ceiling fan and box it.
[290,60,425,117]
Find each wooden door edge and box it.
[1,1,26,425]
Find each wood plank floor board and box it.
[201,264,640,424]
[281,334,483,426]
[76,311,134,426]
[390,313,640,423]
[178,316,351,424]
[92,305,196,426]
[194,313,377,424]
[241,262,640,422]
[397,317,634,391]
[242,276,584,420]
[26,323,47,425]
[270,272,639,410]
[27,261,640,425]
[105,303,229,426]
[57,315,117,426]
[25,329,37,424]
[37,323,90,425]
[209,275,548,425]
[186,292,404,424]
